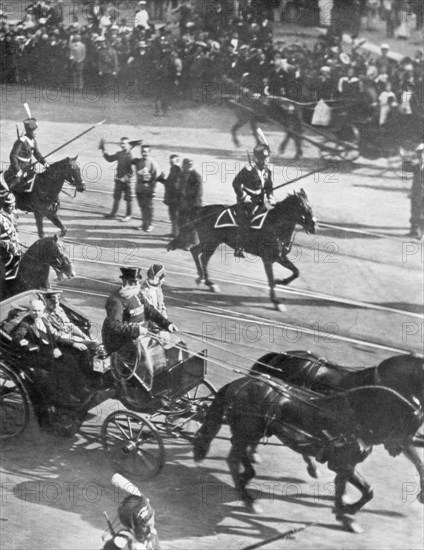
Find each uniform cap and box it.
[147,263,165,281]
[24,117,37,131]
[380,43,390,50]
[119,267,142,280]
[44,290,63,298]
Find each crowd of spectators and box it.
[0,0,422,124]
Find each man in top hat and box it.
[102,266,177,356]
[407,143,424,239]
[232,144,275,258]
[0,194,21,296]
[3,116,47,194]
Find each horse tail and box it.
[193,384,228,462]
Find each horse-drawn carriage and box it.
[227,78,423,165]
[0,290,214,480]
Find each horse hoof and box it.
[274,303,286,312]
[245,500,263,514]
[209,284,220,293]
[336,514,363,534]
[307,464,319,479]
[249,452,262,464]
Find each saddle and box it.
[214,205,269,230]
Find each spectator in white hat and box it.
[134,1,150,30]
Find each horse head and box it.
[275,188,317,234]
[44,234,76,280]
[65,155,86,193]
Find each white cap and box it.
[416,143,424,152]
[380,43,390,50]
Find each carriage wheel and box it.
[158,380,217,440]
[0,363,30,440]
[101,411,165,480]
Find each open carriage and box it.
[0,290,215,479]
[227,77,423,165]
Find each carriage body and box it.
[0,290,214,479]
[228,79,422,164]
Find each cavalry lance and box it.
[32,119,107,167]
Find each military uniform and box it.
[3,117,46,193]
[102,287,171,355]
[232,148,275,257]
[0,206,22,280]
[131,155,159,231]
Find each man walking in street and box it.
[178,158,202,249]
[407,143,424,240]
[132,145,159,232]
[157,154,182,238]
[100,137,134,221]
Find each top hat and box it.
[119,267,142,280]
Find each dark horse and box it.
[168,190,316,310]
[13,156,85,238]
[0,235,75,300]
[251,350,424,498]
[194,376,422,532]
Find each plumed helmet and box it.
[147,263,165,282]
[23,117,37,131]
[253,143,270,162]
[118,495,154,539]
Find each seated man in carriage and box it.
[232,144,276,258]
[44,289,100,380]
[102,266,179,406]
[12,299,89,408]
[2,116,48,195]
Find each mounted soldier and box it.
[0,193,22,286]
[232,144,275,258]
[3,105,48,194]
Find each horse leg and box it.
[231,119,244,148]
[45,211,67,237]
[199,243,220,293]
[250,119,261,144]
[303,454,319,479]
[334,469,373,533]
[402,444,424,504]
[227,438,259,512]
[191,244,205,286]
[274,255,299,286]
[33,210,45,239]
[262,258,286,312]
